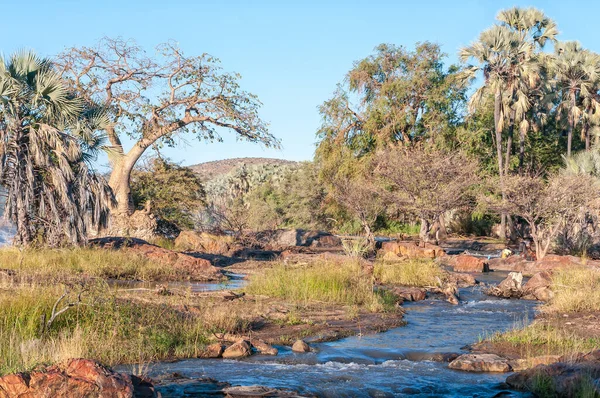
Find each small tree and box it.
[376,146,478,244]
[130,157,205,231]
[485,173,600,259]
[318,149,383,245]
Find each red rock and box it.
[0,358,156,398]
[390,286,427,301]
[487,256,534,273]
[448,353,511,372]
[453,255,489,273]
[535,255,582,270]
[174,231,232,255]
[90,237,223,281]
[292,340,310,353]
[222,340,252,359]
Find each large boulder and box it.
[0,358,156,398]
[291,340,310,353]
[453,255,489,273]
[380,241,445,259]
[222,340,252,359]
[536,255,584,271]
[487,272,523,298]
[89,237,224,281]
[174,231,233,255]
[388,286,427,302]
[522,271,554,301]
[448,353,512,373]
[487,256,535,273]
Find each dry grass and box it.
[544,267,600,314]
[0,247,179,282]
[0,283,255,375]
[374,258,446,287]
[245,258,395,312]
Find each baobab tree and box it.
[58,38,279,235]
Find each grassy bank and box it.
[374,259,446,287]
[245,258,395,311]
[0,282,254,375]
[0,247,181,282]
[486,267,600,359]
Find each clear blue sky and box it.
[1,0,598,167]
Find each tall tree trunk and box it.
[518,122,526,174]
[584,123,591,151]
[567,119,573,158]
[107,144,147,225]
[504,111,515,176]
[494,89,506,239]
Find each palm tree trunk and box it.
[567,120,573,157]
[504,111,515,176]
[584,123,591,151]
[518,122,526,174]
[494,89,506,239]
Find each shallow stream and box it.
[134,271,537,397]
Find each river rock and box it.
[251,339,278,356]
[223,385,308,397]
[487,272,523,298]
[292,340,310,353]
[222,340,252,359]
[0,358,157,398]
[448,353,512,373]
[487,256,535,273]
[198,343,225,358]
[453,255,489,273]
[522,271,554,301]
[448,272,477,287]
[389,286,427,302]
[380,241,445,259]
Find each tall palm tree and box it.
[551,41,600,157]
[496,7,557,172]
[460,7,557,238]
[0,51,112,246]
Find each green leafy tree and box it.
[131,157,205,230]
[0,51,112,246]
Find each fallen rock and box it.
[448,272,477,287]
[453,255,489,273]
[535,255,581,271]
[448,353,512,373]
[380,241,445,259]
[174,231,233,255]
[222,340,252,359]
[487,272,523,298]
[291,340,310,353]
[0,358,157,398]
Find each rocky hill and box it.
[189,157,298,181]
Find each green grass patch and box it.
[374,259,446,287]
[245,259,395,311]
[489,322,600,359]
[0,247,180,282]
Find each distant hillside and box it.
[189,157,298,181]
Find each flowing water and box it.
[138,271,537,397]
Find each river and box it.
[129,271,537,397]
